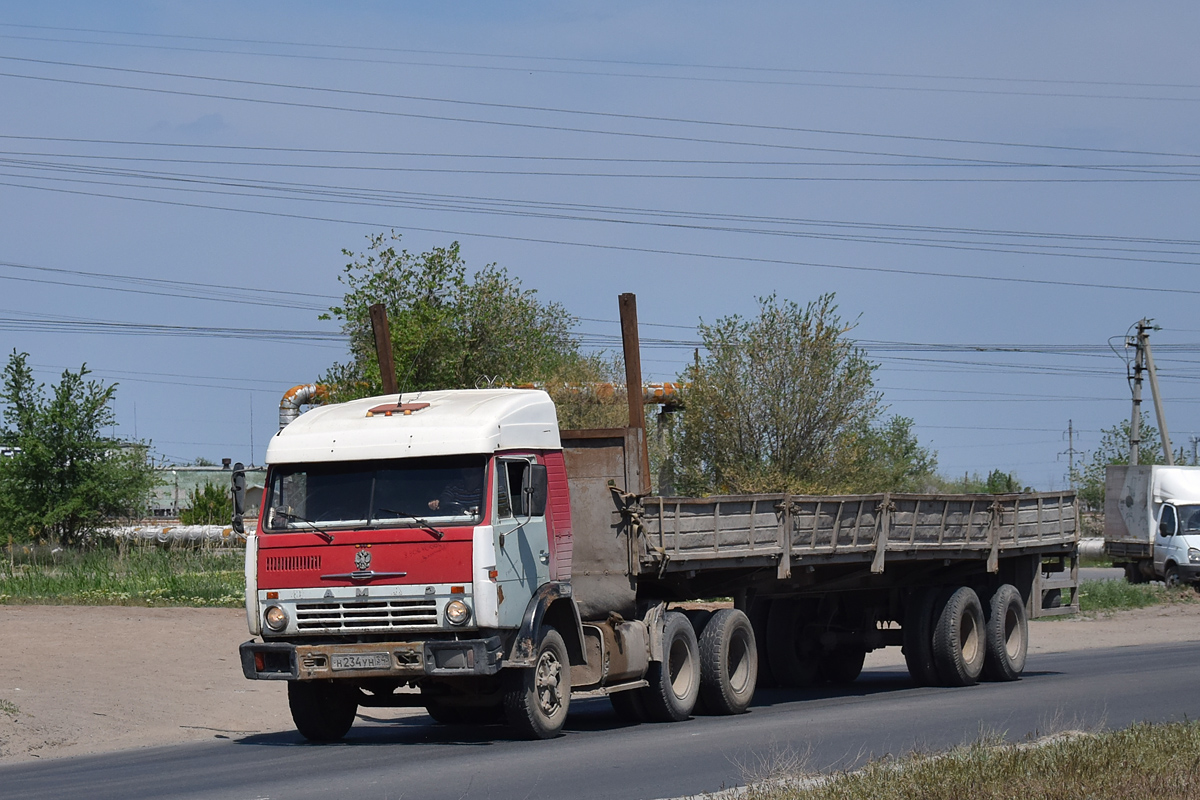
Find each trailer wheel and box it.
[609,687,649,723]
[931,586,986,686]
[747,598,777,689]
[641,611,700,722]
[902,587,939,687]
[698,609,758,715]
[981,584,1027,682]
[819,648,866,685]
[503,626,570,739]
[766,599,820,687]
[287,681,358,742]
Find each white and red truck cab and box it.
[239,389,610,739]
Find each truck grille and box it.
[294,599,439,631]
[265,555,321,571]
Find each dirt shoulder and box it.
[2,603,1198,764]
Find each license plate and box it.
[332,652,391,671]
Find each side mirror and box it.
[1159,520,1172,537]
[526,464,548,517]
[231,462,246,535]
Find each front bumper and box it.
[240,636,503,681]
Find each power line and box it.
[6,176,1199,299]
[6,55,1200,161]
[4,22,1200,95]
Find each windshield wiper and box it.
[377,508,445,540]
[273,510,334,544]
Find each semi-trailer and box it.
[236,302,1078,741]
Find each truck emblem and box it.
[355,549,372,571]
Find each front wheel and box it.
[503,626,570,739]
[288,681,358,742]
[1165,564,1182,588]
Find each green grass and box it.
[0,698,18,717]
[0,546,244,607]
[1077,577,1199,614]
[745,721,1200,800]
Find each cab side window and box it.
[495,458,535,519]
[1160,504,1177,536]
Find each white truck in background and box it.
[1105,465,1200,586]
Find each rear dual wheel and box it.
[981,584,1028,682]
[641,611,701,722]
[931,586,987,686]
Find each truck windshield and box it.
[1179,505,1200,533]
[263,456,487,532]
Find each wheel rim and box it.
[1003,604,1024,661]
[668,635,696,698]
[727,629,752,694]
[535,648,564,717]
[960,610,981,664]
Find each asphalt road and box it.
[6,641,1198,800]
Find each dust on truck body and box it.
[240,389,1079,741]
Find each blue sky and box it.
[2,2,1199,486]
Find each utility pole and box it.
[1130,319,1174,465]
[1060,419,1077,490]
[1141,322,1174,465]
[1190,435,1199,466]
[1128,322,1145,465]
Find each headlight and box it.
[445,599,472,626]
[264,605,289,632]
[1189,548,1200,564]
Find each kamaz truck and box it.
[237,304,1077,741]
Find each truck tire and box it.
[981,584,1027,682]
[698,609,758,715]
[1165,564,1182,588]
[503,626,570,739]
[609,687,650,723]
[766,598,820,687]
[287,680,358,742]
[931,586,986,687]
[902,587,939,687]
[819,648,866,685]
[747,598,777,689]
[641,611,700,722]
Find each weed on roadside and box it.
[1078,578,1199,615]
[0,699,18,717]
[0,546,244,607]
[742,721,1200,800]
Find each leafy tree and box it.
[1076,415,1165,511]
[179,482,233,526]
[0,351,156,545]
[844,415,939,493]
[320,233,583,400]
[670,293,906,494]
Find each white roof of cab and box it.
[267,389,561,464]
